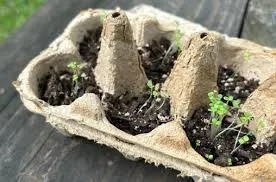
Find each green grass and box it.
[0,0,45,42]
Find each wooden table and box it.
[0,0,274,181]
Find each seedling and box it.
[232,99,241,109]
[227,158,232,166]
[238,134,250,145]
[243,50,250,61]
[174,24,183,52]
[146,80,169,98]
[231,132,252,154]
[195,139,201,147]
[205,154,214,161]
[162,22,183,62]
[208,91,229,139]
[138,80,169,113]
[67,61,83,96]
[239,112,252,125]
[67,61,83,82]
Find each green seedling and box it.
[208,91,229,139]
[223,95,234,105]
[232,99,241,109]
[205,154,214,161]
[209,91,245,140]
[207,92,257,155]
[161,22,183,63]
[243,50,250,61]
[67,61,83,96]
[195,139,201,147]
[146,80,169,98]
[239,112,252,125]
[138,80,169,113]
[231,132,252,154]
[227,158,232,166]
[238,134,250,145]
[174,26,183,52]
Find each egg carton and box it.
[13,5,276,182]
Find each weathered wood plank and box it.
[0,0,249,181]
[241,0,276,47]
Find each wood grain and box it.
[0,0,249,181]
[241,0,276,47]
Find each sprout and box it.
[147,80,169,98]
[238,135,250,145]
[195,139,201,147]
[239,112,252,125]
[243,50,250,61]
[227,158,232,166]
[205,154,214,161]
[67,61,84,96]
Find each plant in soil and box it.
[67,61,84,96]
[184,67,275,166]
[38,24,179,135]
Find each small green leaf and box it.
[239,112,252,125]
[67,62,77,69]
[152,90,159,97]
[205,154,214,161]
[218,94,223,100]
[223,96,234,101]
[243,51,250,61]
[195,139,201,147]
[72,74,78,81]
[227,158,232,166]
[232,99,241,108]
[239,135,250,145]
[212,118,221,126]
[208,92,215,98]
[147,80,153,89]
[208,107,217,113]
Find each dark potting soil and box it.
[38,32,178,135]
[38,63,102,106]
[104,92,173,135]
[38,27,102,106]
[184,108,275,167]
[79,26,102,67]
[218,65,259,102]
[138,37,179,84]
[183,67,274,166]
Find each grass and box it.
[0,0,45,42]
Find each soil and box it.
[104,92,172,135]
[38,31,178,135]
[38,27,102,106]
[38,64,101,106]
[184,108,275,166]
[79,26,102,67]
[217,65,259,102]
[183,67,275,166]
[138,37,179,84]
